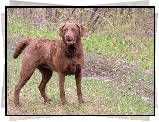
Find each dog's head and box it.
[59,23,85,46]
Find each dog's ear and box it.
[76,24,86,37]
[59,24,65,37]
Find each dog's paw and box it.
[44,99,53,104]
[61,100,67,105]
[15,103,22,107]
[79,99,85,104]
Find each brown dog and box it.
[13,23,85,106]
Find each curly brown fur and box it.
[13,39,31,59]
[13,23,86,106]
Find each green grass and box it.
[83,34,154,70]
[7,52,154,115]
[7,15,60,41]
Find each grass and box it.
[7,15,60,40]
[7,14,154,115]
[83,33,154,70]
[7,52,154,115]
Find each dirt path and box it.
[82,52,154,105]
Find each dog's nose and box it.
[66,34,70,38]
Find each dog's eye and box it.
[63,28,68,32]
[72,28,76,31]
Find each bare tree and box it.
[66,8,76,21]
[46,8,53,20]
[89,8,98,21]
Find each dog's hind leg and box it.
[38,67,53,103]
[14,59,36,106]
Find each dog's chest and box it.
[63,59,81,75]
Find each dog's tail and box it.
[13,39,31,59]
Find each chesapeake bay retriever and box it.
[13,23,85,106]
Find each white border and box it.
[6,0,151,6]
[0,0,158,122]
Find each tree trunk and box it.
[89,8,98,21]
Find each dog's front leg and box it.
[58,72,67,105]
[75,65,85,103]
